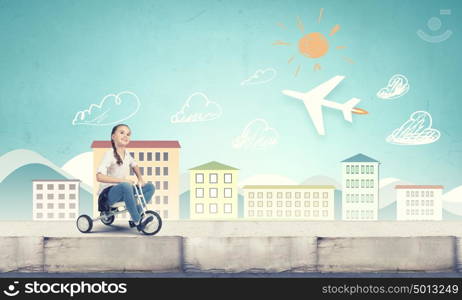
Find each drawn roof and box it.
[341,153,379,163]
[189,161,239,171]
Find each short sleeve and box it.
[128,150,137,168]
[96,151,113,175]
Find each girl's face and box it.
[112,126,131,147]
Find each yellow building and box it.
[91,140,181,220]
[189,161,239,220]
[243,185,335,220]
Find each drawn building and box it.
[32,180,80,221]
[189,161,239,219]
[341,153,380,221]
[395,185,443,221]
[91,141,181,220]
[243,185,335,220]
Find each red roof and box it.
[395,185,443,189]
[91,141,181,148]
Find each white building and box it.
[396,185,443,221]
[243,185,335,220]
[32,180,80,221]
[341,153,380,221]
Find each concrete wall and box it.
[184,237,317,273]
[317,237,455,272]
[0,235,461,273]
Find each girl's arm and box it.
[96,173,134,184]
[132,166,145,186]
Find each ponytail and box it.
[110,123,129,166]
[111,139,123,166]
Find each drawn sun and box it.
[274,8,354,76]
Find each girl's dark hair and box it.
[111,124,130,166]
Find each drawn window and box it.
[196,188,204,198]
[209,188,218,198]
[224,204,232,213]
[209,173,218,184]
[224,173,232,183]
[195,173,204,183]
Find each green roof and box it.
[243,185,335,190]
[341,153,379,163]
[189,161,239,171]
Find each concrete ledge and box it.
[184,237,317,273]
[457,238,462,272]
[318,236,456,273]
[0,237,44,272]
[44,237,183,273]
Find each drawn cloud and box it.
[377,74,410,100]
[232,119,279,149]
[72,91,140,126]
[170,92,222,123]
[241,68,277,86]
[386,111,440,145]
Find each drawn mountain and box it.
[180,172,189,194]
[379,201,397,220]
[62,151,93,188]
[0,149,93,220]
[300,175,341,189]
[379,177,413,209]
[442,185,462,217]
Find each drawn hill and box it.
[0,149,93,220]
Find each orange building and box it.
[91,141,181,220]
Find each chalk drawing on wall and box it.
[241,68,277,86]
[170,92,222,123]
[72,91,140,126]
[273,8,354,76]
[232,119,279,150]
[417,9,452,43]
[386,111,440,145]
[377,74,410,100]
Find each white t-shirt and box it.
[96,149,138,195]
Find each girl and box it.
[96,124,155,231]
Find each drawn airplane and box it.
[282,75,368,135]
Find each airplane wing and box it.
[306,75,345,99]
[303,101,325,135]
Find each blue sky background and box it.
[1,0,461,190]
